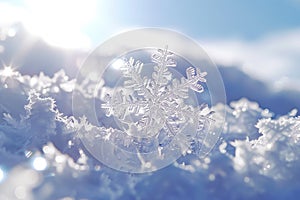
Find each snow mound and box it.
[0,68,299,199]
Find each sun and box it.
[0,66,16,77]
[22,0,98,49]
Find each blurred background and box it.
[1,1,300,200]
[1,0,300,114]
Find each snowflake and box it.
[101,47,213,141]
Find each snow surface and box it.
[0,68,299,200]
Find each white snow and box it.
[0,68,299,199]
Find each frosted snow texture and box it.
[0,68,300,199]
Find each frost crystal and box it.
[101,47,212,139]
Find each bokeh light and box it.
[32,157,47,171]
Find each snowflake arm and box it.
[186,67,207,93]
[101,92,148,120]
[151,46,177,87]
[120,57,154,99]
[160,66,207,101]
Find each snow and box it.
[0,66,300,199]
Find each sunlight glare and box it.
[112,59,126,70]
[0,66,16,77]
[23,0,97,49]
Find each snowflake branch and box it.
[151,46,177,88]
[120,57,154,99]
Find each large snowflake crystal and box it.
[101,47,213,140]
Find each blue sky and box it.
[2,0,300,45]
[84,0,300,94]
[86,0,300,43]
